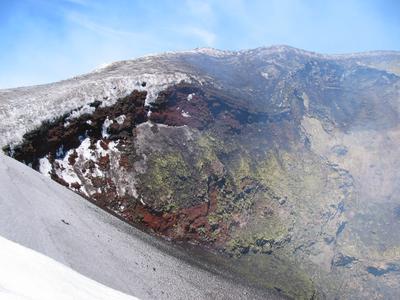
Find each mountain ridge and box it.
[1,45,399,148]
[1,45,400,299]
[2,44,400,90]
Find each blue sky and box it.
[0,0,399,88]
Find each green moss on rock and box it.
[138,149,208,210]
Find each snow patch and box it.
[261,72,269,79]
[102,117,114,138]
[189,48,233,57]
[187,93,194,101]
[77,138,94,161]
[67,104,96,121]
[40,137,125,197]
[115,115,126,125]
[181,111,191,118]
[0,235,137,300]
[141,72,193,106]
[39,157,52,176]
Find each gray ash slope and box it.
[0,153,279,300]
[1,45,400,299]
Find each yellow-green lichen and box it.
[141,151,196,208]
[230,154,253,185]
[195,133,223,170]
[254,150,329,208]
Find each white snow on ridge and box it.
[67,104,96,121]
[2,45,391,150]
[0,235,137,300]
[0,62,198,148]
[188,47,234,57]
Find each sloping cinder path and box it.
[0,154,281,299]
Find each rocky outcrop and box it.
[3,90,147,169]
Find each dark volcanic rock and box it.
[4,90,147,169]
[331,253,357,268]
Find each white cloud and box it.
[66,12,144,39]
[181,26,217,46]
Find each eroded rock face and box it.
[3,83,341,298]
[4,48,400,299]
